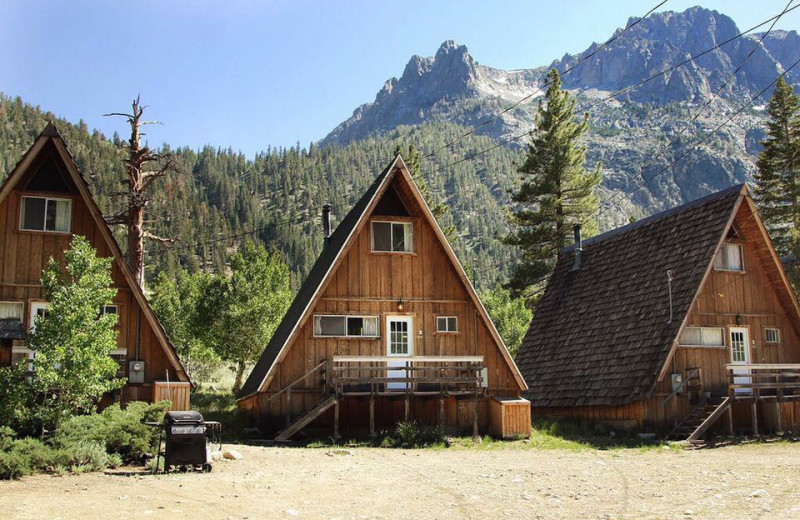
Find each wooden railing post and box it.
[286,387,292,428]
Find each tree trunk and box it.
[233,360,247,395]
[128,204,145,288]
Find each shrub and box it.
[0,426,15,451]
[67,441,109,472]
[390,421,445,448]
[0,451,31,480]
[54,401,169,464]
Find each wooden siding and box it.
[245,175,521,433]
[490,397,531,438]
[0,148,182,402]
[152,381,191,411]
[531,198,800,433]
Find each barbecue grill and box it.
[157,411,211,472]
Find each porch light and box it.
[397,299,404,312]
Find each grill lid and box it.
[164,410,204,425]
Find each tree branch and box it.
[143,231,177,247]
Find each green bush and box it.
[67,441,109,472]
[54,401,169,464]
[390,421,445,448]
[0,451,31,480]
[0,426,15,451]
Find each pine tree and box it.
[504,68,601,299]
[755,77,800,258]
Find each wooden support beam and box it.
[404,393,410,422]
[472,391,479,441]
[439,396,445,427]
[727,405,734,436]
[285,387,292,428]
[333,398,340,439]
[369,395,376,438]
[751,399,758,436]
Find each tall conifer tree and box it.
[505,69,601,299]
[755,77,800,259]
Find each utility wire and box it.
[423,3,800,181]
[596,0,795,217]
[423,0,670,159]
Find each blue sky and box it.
[0,1,796,156]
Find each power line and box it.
[595,0,795,217]
[590,52,800,222]
[422,0,670,159]
[422,3,800,181]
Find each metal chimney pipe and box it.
[572,224,582,271]
[322,204,332,243]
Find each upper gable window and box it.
[714,242,743,272]
[371,221,413,253]
[20,196,71,233]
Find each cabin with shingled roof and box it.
[515,184,800,442]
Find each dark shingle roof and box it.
[0,319,26,340]
[516,185,744,408]
[238,160,395,399]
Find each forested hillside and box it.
[0,95,521,289]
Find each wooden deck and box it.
[726,364,800,434]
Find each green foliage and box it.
[0,450,32,480]
[203,241,293,393]
[27,236,124,430]
[0,365,35,432]
[479,286,532,357]
[389,421,446,448]
[755,77,800,287]
[53,401,170,464]
[504,68,601,300]
[151,271,221,381]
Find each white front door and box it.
[730,327,752,395]
[386,316,413,390]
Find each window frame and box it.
[19,195,73,234]
[312,315,380,338]
[0,301,24,321]
[370,220,414,254]
[28,301,50,332]
[435,316,459,334]
[678,326,726,348]
[714,242,745,272]
[764,327,781,344]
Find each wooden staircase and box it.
[668,397,731,444]
[275,395,336,441]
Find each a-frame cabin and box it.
[515,184,800,441]
[0,123,190,409]
[237,155,528,439]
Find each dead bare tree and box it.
[104,96,177,287]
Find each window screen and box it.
[314,316,378,337]
[436,316,458,332]
[679,327,725,347]
[371,221,413,252]
[20,197,71,232]
[714,243,744,271]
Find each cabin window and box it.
[714,243,744,271]
[679,327,725,348]
[313,315,379,338]
[371,221,413,253]
[20,196,72,233]
[765,327,780,344]
[0,301,24,321]
[100,305,118,316]
[436,316,458,333]
[11,345,34,373]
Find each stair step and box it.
[275,396,337,441]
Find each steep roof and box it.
[239,155,526,399]
[516,185,746,408]
[0,122,189,382]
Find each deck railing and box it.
[726,364,800,399]
[331,355,485,397]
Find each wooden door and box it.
[386,315,413,390]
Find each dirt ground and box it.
[1,442,800,520]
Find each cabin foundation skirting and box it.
[240,392,498,436]
[531,398,800,435]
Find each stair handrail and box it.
[264,360,328,404]
[662,367,702,405]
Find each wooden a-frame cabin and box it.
[237,155,529,440]
[0,123,190,409]
[515,184,800,442]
